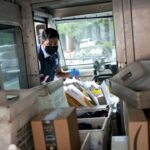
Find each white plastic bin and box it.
[112,60,150,91]
[109,60,150,109]
[80,133,90,150]
[78,117,111,150]
[76,105,111,119]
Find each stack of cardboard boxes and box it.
[31,106,111,150]
[109,60,150,150]
[31,108,81,150]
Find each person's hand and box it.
[41,75,49,84]
[41,80,47,85]
[56,67,70,78]
[69,68,80,78]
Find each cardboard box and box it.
[0,89,39,150]
[31,107,81,150]
[125,103,149,150]
[0,102,38,150]
[142,109,150,150]
[0,89,37,122]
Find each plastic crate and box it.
[76,105,111,119]
[109,60,150,109]
[78,117,111,150]
[111,60,150,91]
[80,133,90,150]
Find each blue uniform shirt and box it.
[37,45,60,82]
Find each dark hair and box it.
[41,28,59,40]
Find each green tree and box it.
[57,23,83,52]
[90,19,104,41]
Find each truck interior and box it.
[0,0,150,150]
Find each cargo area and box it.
[0,78,119,150]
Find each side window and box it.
[0,25,28,89]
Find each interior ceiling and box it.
[32,0,112,10]
[32,0,112,18]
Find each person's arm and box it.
[56,66,70,78]
[41,75,49,84]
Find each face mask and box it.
[45,46,58,56]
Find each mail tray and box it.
[109,60,150,109]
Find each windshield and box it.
[56,16,116,68]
